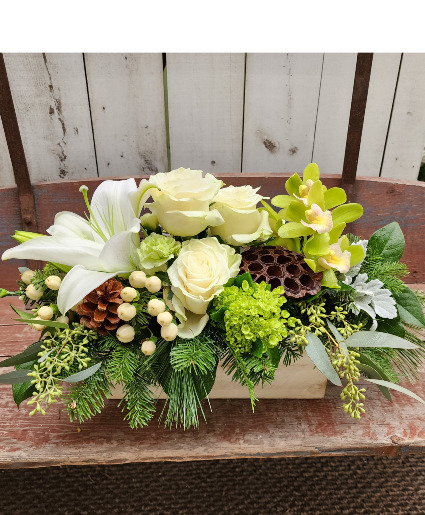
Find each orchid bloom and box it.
[300,203,333,234]
[2,179,155,315]
[317,240,351,274]
[293,179,314,206]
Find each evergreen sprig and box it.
[360,250,409,295]
[119,374,156,429]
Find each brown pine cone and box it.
[76,278,124,335]
[240,246,323,298]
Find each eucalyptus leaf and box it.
[357,364,392,401]
[18,267,30,274]
[14,318,69,329]
[0,368,32,384]
[344,331,417,349]
[0,340,44,368]
[364,378,425,405]
[367,222,405,262]
[326,320,344,344]
[12,361,37,407]
[394,287,425,329]
[377,317,405,338]
[63,362,102,383]
[11,305,35,320]
[305,332,342,386]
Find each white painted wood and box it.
[110,354,327,400]
[0,117,14,187]
[312,53,357,174]
[381,53,425,180]
[85,54,168,177]
[167,53,245,173]
[357,54,401,177]
[3,53,97,183]
[242,53,323,173]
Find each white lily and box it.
[2,179,155,314]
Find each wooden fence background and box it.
[1,53,425,187]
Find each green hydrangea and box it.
[213,281,290,354]
[137,233,181,273]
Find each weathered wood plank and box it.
[167,54,245,173]
[242,53,323,173]
[3,53,97,182]
[381,53,425,180]
[312,54,357,174]
[0,116,14,187]
[357,53,401,177]
[84,53,168,177]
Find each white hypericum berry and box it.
[147,298,166,317]
[120,287,138,302]
[116,324,135,343]
[31,317,45,331]
[38,306,54,320]
[145,276,161,293]
[45,275,61,290]
[161,323,178,341]
[141,340,156,356]
[117,302,137,321]
[26,284,43,301]
[21,270,35,284]
[129,271,146,288]
[56,315,69,324]
[157,311,173,327]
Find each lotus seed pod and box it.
[21,270,35,284]
[157,311,173,327]
[116,324,135,343]
[161,323,178,342]
[38,306,54,320]
[120,287,138,302]
[141,340,156,356]
[140,213,159,231]
[56,315,69,324]
[117,302,137,321]
[31,317,45,331]
[129,271,146,288]
[26,284,43,301]
[145,276,161,293]
[45,275,61,290]
[147,298,166,316]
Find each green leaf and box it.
[278,222,314,239]
[367,222,405,262]
[11,305,35,320]
[0,369,32,384]
[357,363,392,401]
[14,318,69,329]
[324,187,347,210]
[377,317,405,338]
[303,162,320,182]
[348,244,365,267]
[285,173,302,196]
[328,222,346,244]
[63,362,102,383]
[305,332,342,386]
[267,346,280,366]
[251,339,264,358]
[331,203,363,226]
[364,378,425,405]
[210,306,227,326]
[307,180,325,209]
[304,233,330,256]
[394,287,425,329]
[12,361,37,408]
[233,272,254,289]
[344,331,418,349]
[0,341,44,368]
[271,195,293,209]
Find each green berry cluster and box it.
[329,306,363,338]
[26,324,97,416]
[213,281,289,354]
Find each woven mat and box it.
[2,455,425,514]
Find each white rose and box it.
[210,185,273,245]
[167,237,241,338]
[146,167,224,237]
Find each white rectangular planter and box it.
[110,354,327,400]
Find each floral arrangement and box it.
[1,164,425,429]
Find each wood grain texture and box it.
[312,54,357,174]
[2,53,97,183]
[381,53,425,180]
[84,53,168,177]
[357,53,401,177]
[241,54,323,173]
[0,116,14,187]
[167,54,245,173]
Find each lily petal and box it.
[129,179,158,217]
[57,265,118,314]
[47,211,94,241]
[99,229,140,272]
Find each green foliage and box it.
[360,251,408,294]
[18,263,64,305]
[120,375,156,429]
[359,348,399,384]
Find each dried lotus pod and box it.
[240,246,323,298]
